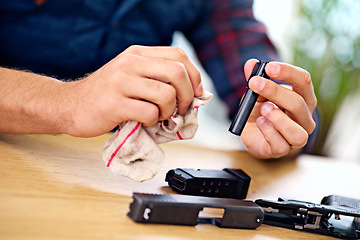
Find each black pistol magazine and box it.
[128,192,263,229]
[165,168,250,199]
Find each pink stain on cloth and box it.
[102,90,213,182]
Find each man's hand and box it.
[0,46,203,137]
[240,59,317,159]
[66,45,204,137]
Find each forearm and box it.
[0,67,73,134]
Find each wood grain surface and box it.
[1,134,359,240]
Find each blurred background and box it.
[174,0,360,162]
[272,0,360,162]
[256,0,360,161]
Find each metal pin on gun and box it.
[229,60,270,136]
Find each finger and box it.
[123,75,177,121]
[249,77,316,134]
[118,53,193,116]
[116,97,161,126]
[265,62,317,112]
[244,59,259,80]
[124,45,203,97]
[260,102,309,147]
[256,116,291,158]
[244,59,269,102]
[247,101,262,122]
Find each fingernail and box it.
[271,63,280,77]
[253,78,265,91]
[261,103,274,115]
[257,116,267,125]
[258,116,274,127]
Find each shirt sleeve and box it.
[184,0,279,119]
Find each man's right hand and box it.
[0,45,203,137]
[66,45,203,137]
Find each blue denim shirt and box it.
[1,0,189,79]
[0,0,320,151]
[1,0,281,109]
[0,0,277,96]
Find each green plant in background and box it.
[289,0,360,155]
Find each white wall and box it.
[253,0,300,62]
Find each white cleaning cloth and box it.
[102,91,212,182]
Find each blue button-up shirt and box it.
[0,0,278,116]
[0,0,320,152]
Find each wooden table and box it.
[1,133,359,240]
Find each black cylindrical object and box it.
[229,60,269,136]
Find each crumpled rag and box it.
[102,91,212,182]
